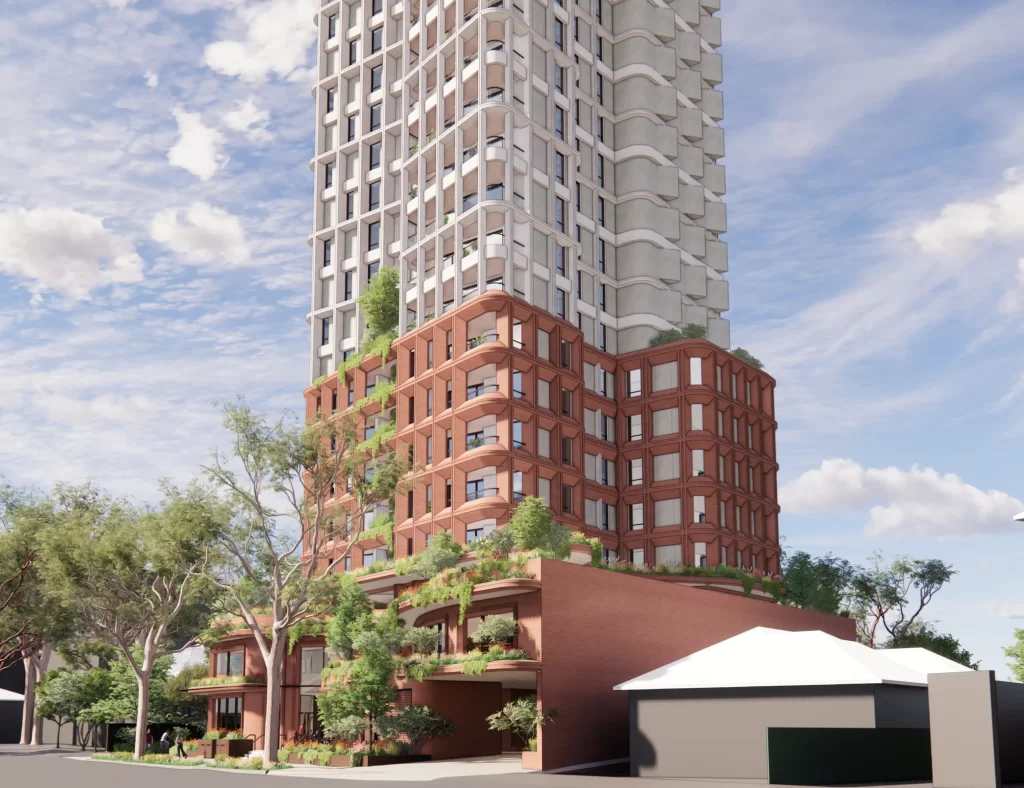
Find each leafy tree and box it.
[403,627,443,655]
[1004,629,1024,682]
[884,623,978,669]
[411,530,464,576]
[731,348,763,369]
[486,695,555,749]
[162,661,210,730]
[782,551,856,616]
[374,706,454,753]
[850,554,955,646]
[204,401,406,762]
[507,497,570,559]
[475,527,517,560]
[41,484,222,758]
[35,667,110,749]
[359,266,400,351]
[323,574,374,660]
[648,329,684,347]
[470,616,517,647]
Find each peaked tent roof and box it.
[614,627,973,692]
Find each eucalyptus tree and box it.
[204,400,407,761]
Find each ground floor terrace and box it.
[192,558,855,771]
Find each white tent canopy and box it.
[0,688,25,702]
[614,627,972,692]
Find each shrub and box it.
[649,324,706,346]
[507,497,570,558]
[470,616,518,647]
[486,696,556,749]
[475,526,517,560]
[203,729,222,740]
[114,726,136,744]
[374,706,455,754]
[404,626,443,655]
[225,730,244,740]
[250,756,264,770]
[731,347,764,369]
[359,266,400,350]
[412,530,464,576]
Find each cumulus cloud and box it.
[0,207,144,299]
[167,107,228,180]
[223,97,273,142]
[144,70,159,88]
[912,170,1024,254]
[150,202,250,265]
[202,0,317,83]
[780,458,1024,539]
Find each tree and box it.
[884,623,978,669]
[35,667,110,749]
[374,706,454,753]
[203,400,407,761]
[486,695,555,750]
[162,661,210,731]
[83,651,205,730]
[410,530,464,576]
[731,348,763,369]
[359,266,400,352]
[506,497,570,559]
[41,484,221,758]
[476,526,517,560]
[0,494,45,671]
[851,554,955,647]
[1004,629,1024,682]
[782,551,856,616]
[470,616,517,647]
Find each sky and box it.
[1,0,1022,677]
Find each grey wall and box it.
[629,687,877,780]
[873,684,930,728]
[929,671,999,788]
[995,679,1024,784]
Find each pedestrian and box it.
[146,727,153,752]
[175,730,186,758]
[160,729,171,753]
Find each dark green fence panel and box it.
[767,727,931,785]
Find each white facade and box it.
[308,0,730,381]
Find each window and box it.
[598,239,606,272]
[575,182,581,211]
[538,427,550,458]
[369,141,381,169]
[749,467,755,491]
[629,548,644,568]
[370,64,382,91]
[512,370,523,398]
[689,356,703,386]
[596,73,603,105]
[746,380,753,405]
[718,454,725,480]
[627,368,641,397]
[324,162,334,189]
[554,19,564,51]
[554,66,564,94]
[345,191,355,219]
[690,403,703,430]
[555,152,565,185]
[596,36,604,61]
[321,317,332,346]
[652,360,677,391]
[694,495,706,523]
[732,373,738,399]
[597,155,604,187]
[369,102,381,130]
[748,424,754,449]
[323,239,333,267]
[597,116,604,142]
[408,395,415,424]
[513,420,523,449]
[407,490,414,518]
[215,650,244,676]
[720,500,727,528]
[513,470,524,500]
[556,289,566,318]
[653,452,680,482]
[716,365,723,391]
[427,340,434,367]
[425,484,433,513]
[371,26,383,53]
[561,388,572,417]
[734,460,741,487]
[347,114,357,141]
[555,245,566,275]
[627,414,641,441]
[555,107,565,141]
[446,379,452,408]
[372,0,382,13]
[537,329,550,360]
[721,545,727,565]
[750,510,757,537]
[426,387,433,415]
[561,435,573,465]
[733,417,740,442]
[343,270,353,300]
[595,0,602,23]
[629,502,643,530]
[368,181,381,209]
[555,197,566,233]
[655,543,682,568]
[326,88,336,112]
[597,324,607,353]
[328,13,337,38]
[561,484,573,513]
[445,478,452,507]
[694,542,707,568]
[561,339,572,368]
[367,221,380,250]
[331,389,338,411]
[348,39,357,64]
[652,407,679,436]
[215,697,242,731]
[735,504,741,533]
[628,458,643,485]
[717,410,724,436]
[692,449,704,476]
[425,435,433,464]
[445,429,452,457]
[654,497,681,527]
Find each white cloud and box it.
[150,202,250,266]
[989,604,1024,619]
[998,259,1024,315]
[912,171,1024,254]
[203,0,316,83]
[780,459,1024,539]
[167,107,228,180]
[144,70,159,88]
[0,207,144,299]
[223,97,273,142]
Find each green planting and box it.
[189,675,261,688]
[396,646,531,681]
[398,555,534,623]
[731,347,763,369]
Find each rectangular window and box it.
[326,88,336,113]
[691,403,703,430]
[652,407,679,436]
[321,316,332,346]
[735,504,741,533]
[596,73,603,105]
[629,502,644,530]
[445,429,452,457]
[720,500,727,528]
[653,452,680,482]
[371,26,383,53]
[717,410,724,436]
[750,510,757,537]
[555,245,565,275]
[445,478,452,507]
[372,0,382,13]
[716,365,723,391]
[348,38,357,64]
[555,197,566,233]
[554,66,564,94]
[328,13,338,38]
[512,420,523,449]
[369,141,381,169]
[407,395,415,424]
[554,19,564,50]
[597,155,605,187]
[426,340,434,368]
[596,36,603,61]
[343,270,353,300]
[694,542,707,568]
[368,180,380,209]
[656,544,682,568]
[598,239,606,273]
[425,435,432,464]
[426,387,433,415]
[598,197,605,226]
[370,64,382,91]
[597,116,604,142]
[598,323,606,351]
[561,435,573,465]
[323,238,333,267]
[629,458,642,485]
[555,107,565,141]
[407,490,414,518]
[215,650,244,677]
[748,424,754,449]
[561,339,572,368]
[512,370,523,398]
[324,162,334,189]
[369,102,381,130]
[367,221,380,250]
[345,191,355,219]
[732,372,738,399]
[733,417,740,442]
[689,356,703,386]
[692,449,704,477]
[538,427,550,458]
[749,467,755,491]
[627,369,641,397]
[555,152,565,185]
[627,414,641,441]
[561,483,573,513]
[746,380,753,406]
[561,388,572,417]
[734,460,741,488]
[575,182,581,211]
[556,289,566,318]
[215,697,242,731]
[629,547,644,568]
[654,497,681,527]
[513,470,524,500]
[446,379,452,408]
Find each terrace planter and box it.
[198,740,218,759]
[328,754,351,768]
[222,739,254,758]
[288,754,304,765]
[362,754,432,767]
[186,749,205,759]
[521,750,542,770]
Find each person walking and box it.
[160,729,171,753]
[174,730,186,758]
[146,727,153,752]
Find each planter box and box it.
[198,740,217,759]
[521,750,542,770]
[222,739,254,758]
[362,754,432,767]
[328,754,351,768]
[186,749,205,759]
[287,754,304,765]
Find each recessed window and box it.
[554,66,564,94]
[555,107,565,141]
[369,102,381,130]
[598,197,605,226]
[555,152,565,185]
[328,13,338,38]
[561,435,573,465]
[598,323,607,351]
[627,414,641,441]
[349,39,358,64]
[323,239,333,268]
[629,502,643,530]
[320,317,331,346]
[372,0,383,14]
[694,495,706,523]
[561,339,572,368]
[596,36,604,61]
[598,239,606,273]
[629,547,644,568]
[370,64,383,91]
[596,74,603,105]
[556,289,566,319]
[347,115,357,142]
[555,197,566,233]
[555,245,566,275]
[627,369,641,397]
[629,458,643,485]
[345,191,355,220]
[367,221,381,250]
[326,88,336,113]
[343,270,353,300]
[369,141,381,169]
[554,19,564,51]
[369,181,381,210]
[371,26,383,53]
[597,116,604,142]
[561,483,573,513]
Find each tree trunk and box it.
[262,634,287,763]
[133,668,151,759]
[55,722,62,749]
[19,654,35,745]
[30,662,44,746]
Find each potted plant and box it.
[222,730,253,757]
[183,739,203,758]
[367,706,453,765]
[486,695,555,770]
[198,730,221,759]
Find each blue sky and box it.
[1,0,1022,676]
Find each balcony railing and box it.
[466,433,499,449]
[466,382,499,399]
[466,485,499,501]
[467,330,498,350]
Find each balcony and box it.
[467,329,499,350]
[467,432,500,449]
[466,381,498,399]
[466,484,499,501]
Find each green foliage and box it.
[731,347,764,369]
[396,647,530,682]
[399,555,533,624]
[324,574,374,659]
[36,667,111,747]
[599,560,783,600]
[358,266,400,351]
[885,623,978,669]
[92,752,204,766]
[782,551,856,615]
[486,696,555,749]
[570,532,603,565]
[1005,629,1024,682]
[357,422,397,456]
[410,530,464,576]
[188,674,261,688]
[313,375,328,387]
[475,526,517,560]
[470,616,518,647]
[649,325,706,346]
[507,497,570,559]
[355,380,397,411]
[403,626,443,655]
[288,618,328,654]
[373,706,454,753]
[362,512,395,553]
